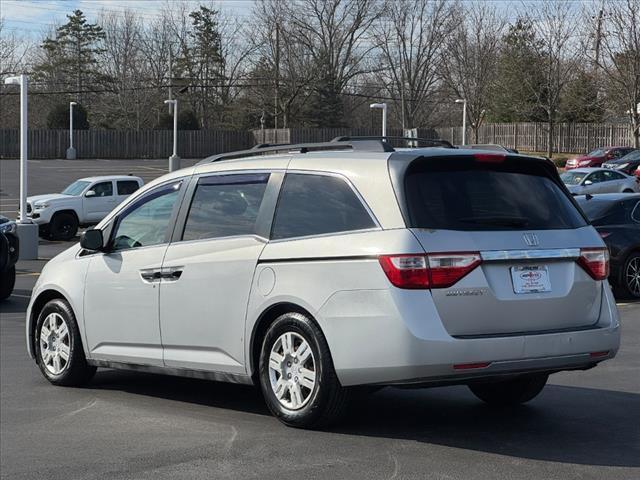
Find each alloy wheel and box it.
[268,332,316,410]
[625,256,640,297]
[39,313,71,375]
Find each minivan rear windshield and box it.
[404,159,587,231]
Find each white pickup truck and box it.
[26,175,144,240]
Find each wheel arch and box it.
[28,289,70,361]
[51,209,80,223]
[248,302,318,380]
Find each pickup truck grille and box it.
[26,203,32,214]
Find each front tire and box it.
[258,312,349,429]
[0,265,16,300]
[469,374,548,406]
[48,212,78,241]
[35,299,96,386]
[621,252,640,298]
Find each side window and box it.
[271,173,376,240]
[586,172,604,184]
[112,182,181,251]
[117,180,140,195]
[91,181,113,197]
[182,174,269,241]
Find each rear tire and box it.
[48,213,78,241]
[35,299,96,386]
[0,265,16,300]
[258,312,349,429]
[623,189,634,193]
[469,374,548,406]
[621,253,640,299]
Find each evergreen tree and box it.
[490,19,546,122]
[175,6,226,129]
[46,102,90,129]
[35,10,107,104]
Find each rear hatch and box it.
[394,152,607,337]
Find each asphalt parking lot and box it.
[1,159,639,480]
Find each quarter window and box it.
[271,173,376,240]
[182,174,269,241]
[602,171,624,181]
[112,182,181,250]
[117,180,140,195]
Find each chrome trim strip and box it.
[481,248,581,261]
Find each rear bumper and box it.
[320,283,620,387]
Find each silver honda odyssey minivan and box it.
[26,138,620,428]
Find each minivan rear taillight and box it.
[379,253,481,289]
[577,248,609,280]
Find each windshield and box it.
[560,171,588,185]
[587,148,605,157]
[62,180,90,196]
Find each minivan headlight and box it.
[615,163,629,169]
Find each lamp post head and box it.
[4,76,21,85]
[164,99,177,105]
[370,103,386,110]
[70,101,77,105]
[455,99,466,104]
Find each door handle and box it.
[139,268,162,283]
[160,266,183,282]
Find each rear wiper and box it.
[459,216,529,228]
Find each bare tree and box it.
[374,0,455,130]
[285,0,383,126]
[594,0,640,147]
[99,10,156,130]
[250,0,316,129]
[441,3,505,143]
[0,18,30,76]
[521,0,581,157]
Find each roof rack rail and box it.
[332,136,455,149]
[197,138,395,164]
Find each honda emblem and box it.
[523,233,539,247]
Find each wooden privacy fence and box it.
[1,124,636,159]
[435,122,637,153]
[0,129,253,159]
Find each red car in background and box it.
[565,146,636,170]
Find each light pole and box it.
[164,99,180,172]
[67,101,77,159]
[455,99,467,146]
[4,75,38,260]
[370,103,387,138]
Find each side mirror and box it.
[85,190,96,198]
[80,228,104,251]
[583,180,593,186]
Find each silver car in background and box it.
[26,139,620,428]
[561,167,640,195]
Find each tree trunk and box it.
[547,119,554,159]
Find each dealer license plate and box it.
[511,265,551,294]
